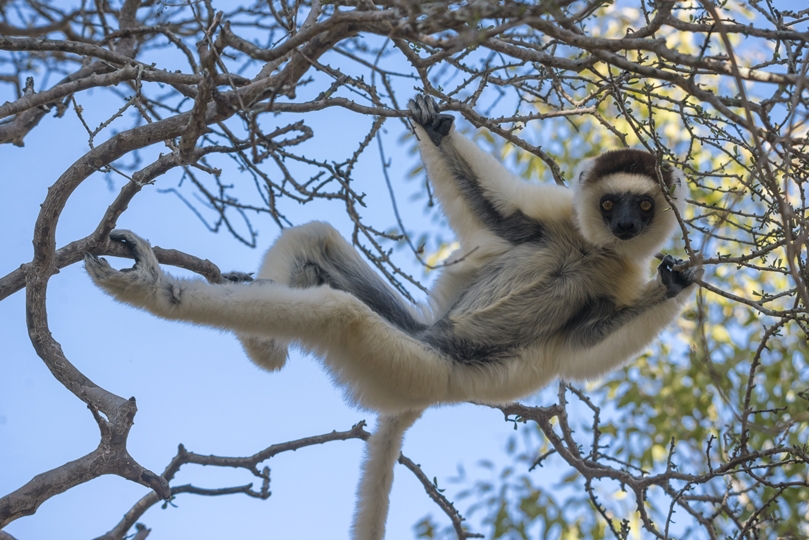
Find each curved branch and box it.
[0,402,169,527]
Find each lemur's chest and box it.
[440,245,614,344]
[542,221,650,302]
[542,239,644,306]
[458,235,644,312]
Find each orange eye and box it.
[601,200,614,211]
[640,200,653,211]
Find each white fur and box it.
[86,113,698,540]
[352,410,423,540]
[556,281,692,381]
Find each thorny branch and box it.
[1,0,808,537]
[495,381,809,540]
[94,422,480,540]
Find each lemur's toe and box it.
[84,253,111,275]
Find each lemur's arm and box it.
[408,95,572,246]
[557,256,702,381]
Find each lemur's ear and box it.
[570,156,597,190]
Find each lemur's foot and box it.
[408,94,454,146]
[85,230,178,305]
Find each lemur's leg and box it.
[252,222,425,331]
[221,273,291,372]
[408,94,571,246]
[86,230,442,411]
[232,222,427,371]
[239,223,426,370]
[557,255,702,380]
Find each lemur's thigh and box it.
[239,222,343,370]
[239,222,424,371]
[259,222,423,330]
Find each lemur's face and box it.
[572,149,687,257]
[599,192,656,241]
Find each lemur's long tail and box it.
[351,409,424,540]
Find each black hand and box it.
[658,254,700,298]
[407,94,454,146]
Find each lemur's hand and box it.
[657,254,703,298]
[85,230,179,307]
[408,94,454,146]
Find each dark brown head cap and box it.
[581,149,675,188]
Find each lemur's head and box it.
[571,149,688,258]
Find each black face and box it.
[600,193,655,240]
